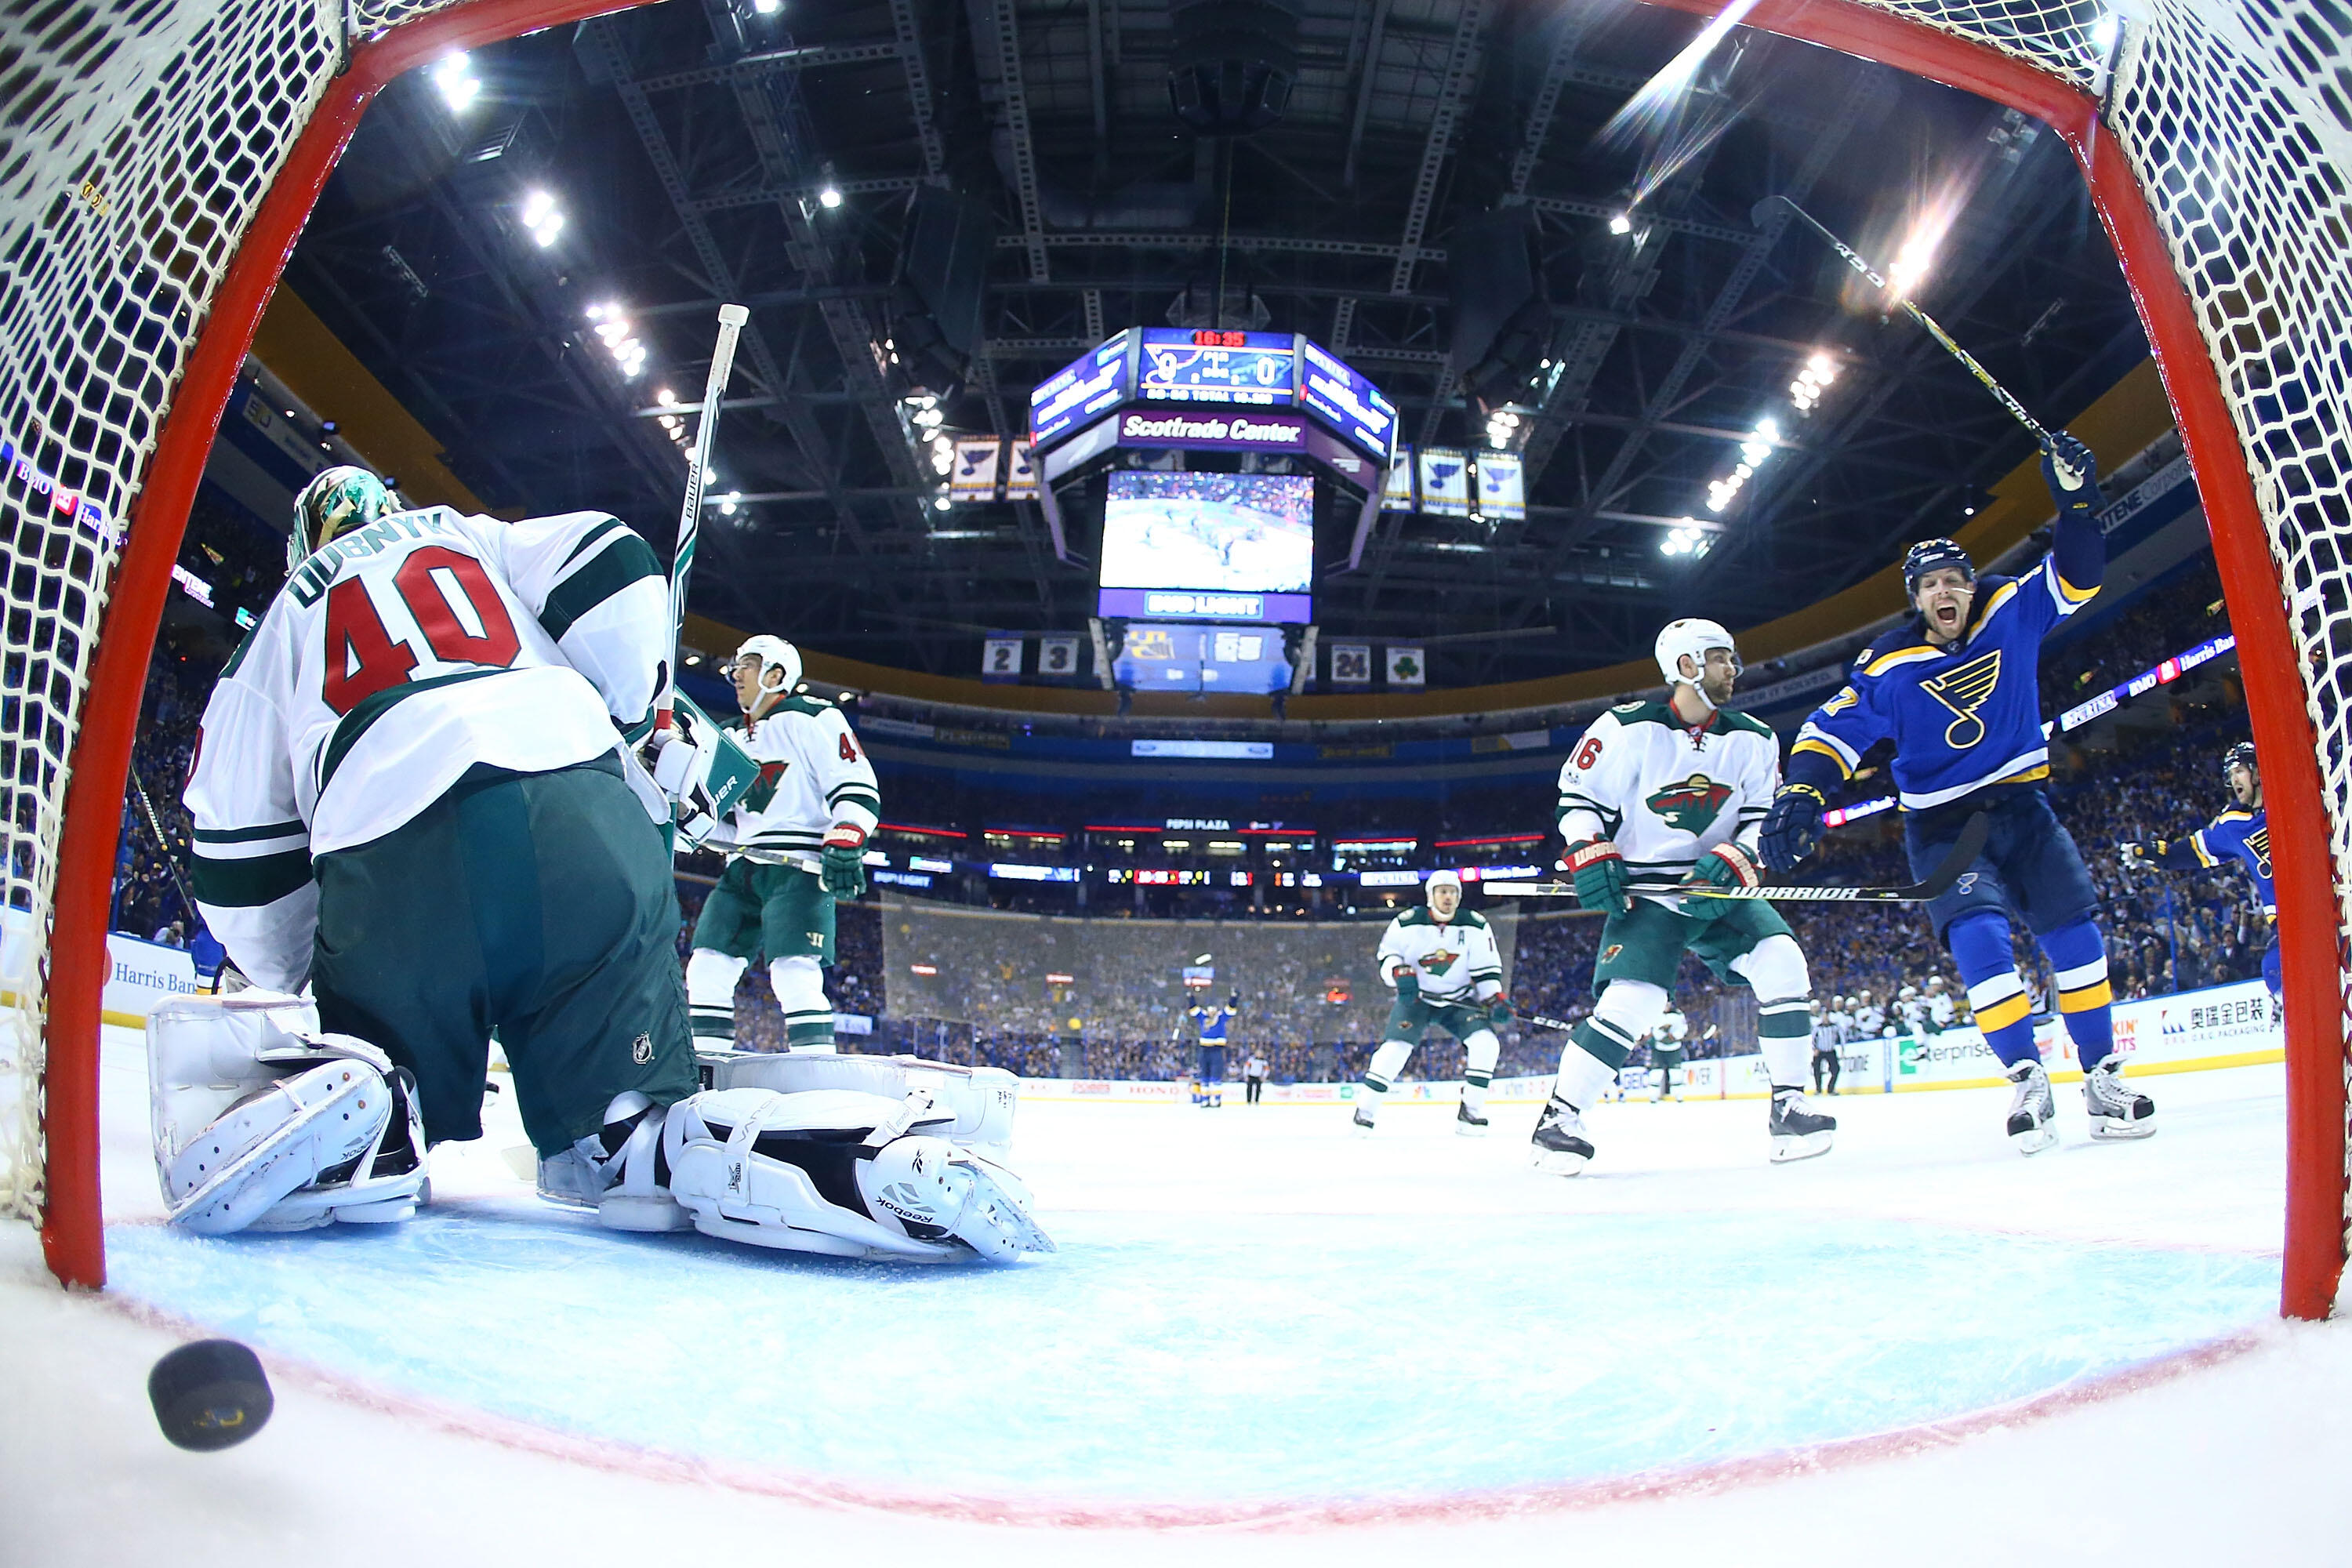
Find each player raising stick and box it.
[1352,870,1509,1136]
[1763,434,2154,1152]
[2122,740,2276,997]
[671,636,880,1055]
[1531,619,1836,1173]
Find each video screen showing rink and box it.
[1096,471,1315,594]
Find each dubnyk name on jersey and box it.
[1375,907,1502,1005]
[710,694,882,870]
[1556,700,1781,908]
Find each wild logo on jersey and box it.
[2247,825,2272,879]
[1920,650,2003,750]
[743,759,789,814]
[1421,946,1461,975]
[1646,774,1733,833]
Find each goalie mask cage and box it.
[2,0,2345,1316]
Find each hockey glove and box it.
[649,708,725,846]
[1567,839,1630,916]
[2041,432,2102,514]
[820,823,869,899]
[1391,965,1421,1004]
[1699,842,1764,890]
[1759,784,1827,873]
[1486,995,1515,1028]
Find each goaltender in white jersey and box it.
[1352,870,1512,1135]
[1530,619,1836,1172]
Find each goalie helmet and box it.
[289,466,393,572]
[1653,618,1738,694]
[734,634,803,714]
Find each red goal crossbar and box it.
[39,0,2346,1320]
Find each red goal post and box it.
[6,0,2344,1320]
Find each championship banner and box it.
[1476,452,1526,521]
[1329,642,1373,684]
[1004,440,1040,500]
[1037,633,1082,679]
[949,437,1003,500]
[1385,645,1426,686]
[1418,448,1470,517]
[1381,448,1417,511]
[981,635,1025,681]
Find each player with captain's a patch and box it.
[1762,433,2154,1155]
[2122,740,2278,997]
[666,634,881,1056]
[1530,619,1836,1174]
[1352,870,1508,1136]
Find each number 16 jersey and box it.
[187,505,670,989]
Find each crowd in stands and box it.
[107,537,2278,1087]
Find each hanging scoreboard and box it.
[1029,329,1392,464]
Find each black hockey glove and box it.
[1760,784,1827,873]
[820,823,868,899]
[1566,839,1630,915]
[2041,432,2102,517]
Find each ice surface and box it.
[7,1029,2347,1566]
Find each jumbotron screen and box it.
[1097,471,1313,623]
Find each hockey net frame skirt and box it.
[3,0,2347,1318]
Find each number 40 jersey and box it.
[187,505,670,989]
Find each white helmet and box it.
[734,635,802,715]
[1654,618,1739,705]
[1425,869,1462,904]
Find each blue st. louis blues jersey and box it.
[2160,808,2274,913]
[1788,541,2100,811]
[1190,1003,1234,1043]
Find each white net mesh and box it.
[0,0,457,1224]
[0,0,2346,1287]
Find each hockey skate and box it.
[1454,1100,1490,1137]
[2004,1059,2059,1156]
[1352,1105,1377,1134]
[1767,1088,1836,1163]
[1529,1096,1595,1175]
[2083,1056,2157,1141]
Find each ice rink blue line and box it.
[105,1207,2277,1504]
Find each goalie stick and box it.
[1751,194,2080,484]
[662,302,751,718]
[1486,811,1989,906]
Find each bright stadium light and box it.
[819,183,844,209]
[520,189,564,249]
[584,301,648,379]
[431,53,481,114]
[1660,520,1711,558]
[1609,212,1634,236]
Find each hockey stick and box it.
[1486,811,1989,906]
[126,760,199,924]
[1751,194,2078,482]
[662,302,752,717]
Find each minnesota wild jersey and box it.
[1556,700,1781,908]
[710,693,881,870]
[1375,907,1502,1005]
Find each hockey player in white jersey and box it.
[1853,989,1889,1039]
[673,635,881,1054]
[1531,619,1835,1172]
[1352,870,1510,1135]
[181,467,697,1227]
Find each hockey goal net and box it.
[2,0,2346,1315]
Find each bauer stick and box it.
[1486,811,1988,906]
[663,302,752,717]
[1751,194,2080,484]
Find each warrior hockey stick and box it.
[1751,194,2078,481]
[663,301,752,717]
[1486,811,1989,906]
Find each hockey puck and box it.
[148,1339,274,1451]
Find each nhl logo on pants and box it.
[632,1033,653,1065]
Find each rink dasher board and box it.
[1,906,195,1029]
[1014,978,2284,1103]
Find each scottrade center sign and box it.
[1028,328,1394,464]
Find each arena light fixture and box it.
[584,301,647,379]
[1609,212,1634,236]
[1705,417,1780,513]
[519,189,565,249]
[1659,519,1711,557]
[752,0,783,12]
[430,53,480,114]
[1789,350,1841,413]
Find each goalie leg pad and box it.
[703,1053,1022,1161]
[150,993,428,1235]
[536,1091,693,1232]
[663,1088,1051,1261]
